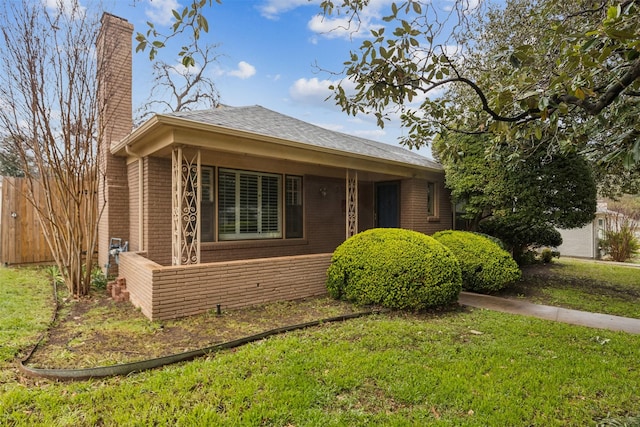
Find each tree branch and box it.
[553,57,640,115]
[418,76,531,122]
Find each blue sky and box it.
[104,0,463,159]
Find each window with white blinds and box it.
[201,167,215,242]
[218,169,282,240]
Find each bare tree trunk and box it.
[0,1,106,296]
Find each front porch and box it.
[169,146,362,267]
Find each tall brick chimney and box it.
[96,13,132,274]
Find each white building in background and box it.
[557,202,632,259]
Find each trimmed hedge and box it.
[326,228,462,310]
[432,230,521,293]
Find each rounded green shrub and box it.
[432,230,521,293]
[326,228,462,310]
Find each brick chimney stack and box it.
[96,13,133,274]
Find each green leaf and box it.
[197,15,209,33]
[509,54,521,68]
[534,127,542,140]
[182,56,196,68]
[607,5,621,20]
[581,37,598,51]
[518,90,539,100]
[558,102,569,114]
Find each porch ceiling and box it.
[113,112,441,179]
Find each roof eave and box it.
[112,114,443,174]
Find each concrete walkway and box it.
[458,292,640,335]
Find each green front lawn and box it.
[507,258,640,318]
[0,268,53,362]
[1,262,639,426]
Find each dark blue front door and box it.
[376,182,400,228]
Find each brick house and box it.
[98,14,452,320]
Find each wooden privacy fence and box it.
[1,177,98,266]
[1,177,53,265]
[1,177,54,265]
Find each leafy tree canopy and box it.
[318,0,639,169]
[607,194,640,220]
[478,216,564,264]
[434,133,597,230]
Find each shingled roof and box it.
[166,105,442,171]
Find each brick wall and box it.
[128,160,140,251]
[359,181,375,231]
[118,251,154,318]
[433,177,453,234]
[401,175,452,235]
[119,251,332,320]
[304,175,347,254]
[96,14,132,273]
[144,157,172,265]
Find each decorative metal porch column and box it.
[346,169,358,239]
[172,147,201,265]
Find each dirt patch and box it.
[25,291,365,370]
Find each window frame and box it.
[285,175,304,238]
[200,166,215,242]
[217,168,283,241]
[426,181,438,217]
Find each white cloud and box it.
[145,0,181,26]
[228,61,256,79]
[289,77,359,110]
[312,120,387,142]
[289,77,334,105]
[307,0,393,40]
[307,15,372,40]
[258,0,317,20]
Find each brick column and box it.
[96,14,133,274]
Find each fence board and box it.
[1,177,54,265]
